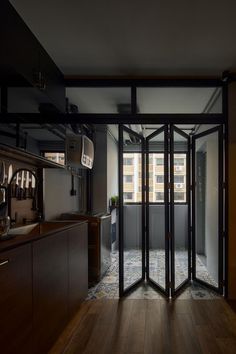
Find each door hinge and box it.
[168,281,173,288]
[190,226,193,232]
[220,280,226,287]
[167,232,172,239]
[223,182,226,189]
[222,231,226,238]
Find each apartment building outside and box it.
[123,153,186,203]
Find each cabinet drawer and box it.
[0,244,32,354]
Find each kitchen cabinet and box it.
[68,223,88,317]
[1,0,65,113]
[0,221,88,354]
[33,230,68,354]
[0,244,32,354]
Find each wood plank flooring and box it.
[49,299,236,354]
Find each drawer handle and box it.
[0,259,9,267]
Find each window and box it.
[156,192,164,201]
[123,152,186,203]
[174,158,184,166]
[156,175,164,183]
[156,158,164,165]
[174,192,185,202]
[123,157,133,165]
[124,175,133,183]
[174,175,184,183]
[43,152,65,166]
[124,192,133,201]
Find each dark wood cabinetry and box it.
[68,223,88,317]
[0,244,32,354]
[33,230,68,354]
[0,222,88,354]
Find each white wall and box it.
[92,125,107,214]
[196,131,219,283]
[107,132,118,212]
[44,168,79,220]
[205,134,219,282]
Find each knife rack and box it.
[8,168,40,225]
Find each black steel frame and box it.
[192,125,224,294]
[119,122,225,298]
[119,125,145,297]
[170,125,191,297]
[1,77,228,297]
[146,125,169,296]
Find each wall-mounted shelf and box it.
[0,143,66,169]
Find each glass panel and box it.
[122,129,143,290]
[137,87,222,114]
[8,87,53,113]
[147,129,166,290]
[44,152,65,165]
[173,129,189,289]
[0,123,66,157]
[66,87,131,113]
[195,130,219,288]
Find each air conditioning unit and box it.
[175,166,183,172]
[66,134,94,169]
[176,183,183,189]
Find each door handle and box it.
[0,259,9,267]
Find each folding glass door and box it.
[192,126,224,294]
[145,125,191,297]
[119,124,223,297]
[119,125,145,296]
[146,126,169,296]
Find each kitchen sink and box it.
[8,223,39,235]
[7,221,78,236]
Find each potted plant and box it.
[110,195,119,208]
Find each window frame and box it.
[41,150,66,166]
[123,151,188,205]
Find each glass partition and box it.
[146,126,169,295]
[193,126,223,290]
[171,127,190,292]
[66,87,131,113]
[119,125,144,294]
[137,87,222,114]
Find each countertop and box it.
[0,220,87,253]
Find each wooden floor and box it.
[50,299,236,354]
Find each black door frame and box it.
[118,125,145,296]
[119,123,225,298]
[170,125,191,297]
[192,125,224,294]
[146,125,170,297]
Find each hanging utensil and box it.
[8,164,13,196]
[0,161,5,185]
[15,172,19,198]
[24,171,29,199]
[31,174,37,210]
[7,164,13,185]
[19,170,25,200]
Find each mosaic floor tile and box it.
[87,250,221,300]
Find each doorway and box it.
[119,124,225,298]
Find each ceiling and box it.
[10,0,236,77]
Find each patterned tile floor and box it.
[87,250,221,300]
